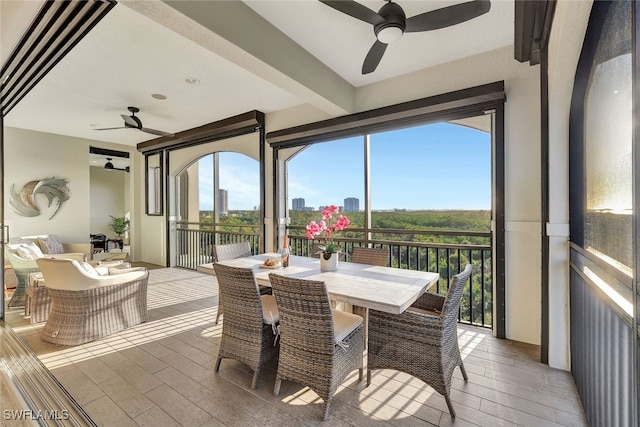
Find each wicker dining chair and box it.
[213,263,280,390]
[213,241,270,325]
[350,246,389,346]
[269,273,364,421]
[366,264,473,418]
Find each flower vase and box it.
[320,252,339,272]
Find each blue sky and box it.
[199,122,491,211]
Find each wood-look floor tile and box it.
[50,365,106,406]
[82,395,138,427]
[145,384,211,426]
[75,357,120,384]
[479,399,566,427]
[110,359,164,393]
[6,268,587,427]
[154,366,213,404]
[119,347,169,374]
[134,405,182,427]
[160,351,212,382]
[97,375,155,418]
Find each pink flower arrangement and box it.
[306,205,350,254]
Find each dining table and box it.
[201,253,440,314]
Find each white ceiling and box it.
[1,0,514,147]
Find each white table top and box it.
[207,254,440,314]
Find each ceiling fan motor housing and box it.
[124,114,143,129]
[374,2,406,43]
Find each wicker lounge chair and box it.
[366,264,473,418]
[213,263,280,389]
[213,241,270,325]
[36,258,148,346]
[269,273,364,421]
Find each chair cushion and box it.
[37,235,64,254]
[12,242,44,260]
[332,310,363,344]
[261,295,280,325]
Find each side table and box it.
[25,272,51,324]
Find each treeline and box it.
[200,209,491,243]
[201,209,490,229]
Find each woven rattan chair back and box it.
[213,241,252,262]
[213,263,279,389]
[440,264,473,332]
[367,264,473,419]
[269,273,363,420]
[212,241,256,325]
[350,247,389,347]
[351,247,388,266]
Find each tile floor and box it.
[4,268,588,426]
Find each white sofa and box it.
[5,234,91,308]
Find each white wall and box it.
[4,127,138,255]
[136,132,262,266]
[546,0,593,370]
[4,127,91,242]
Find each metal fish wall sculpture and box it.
[9,178,71,219]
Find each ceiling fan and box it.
[95,106,173,137]
[319,0,491,74]
[104,158,129,173]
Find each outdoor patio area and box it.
[2,267,587,426]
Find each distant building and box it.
[292,198,305,210]
[218,189,228,215]
[344,197,359,212]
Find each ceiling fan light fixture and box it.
[376,25,403,44]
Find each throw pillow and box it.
[37,235,64,254]
[15,242,44,260]
[79,262,100,277]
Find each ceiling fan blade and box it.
[405,0,491,33]
[94,126,126,131]
[319,0,384,25]
[141,127,173,137]
[362,40,387,74]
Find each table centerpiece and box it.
[306,205,350,272]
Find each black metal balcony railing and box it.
[175,222,261,270]
[175,223,492,327]
[288,227,492,328]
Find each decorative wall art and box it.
[9,177,71,219]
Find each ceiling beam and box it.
[122,0,355,116]
[137,110,264,154]
[514,0,557,65]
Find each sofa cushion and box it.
[37,235,64,254]
[8,242,44,260]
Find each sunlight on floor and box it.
[33,270,223,369]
